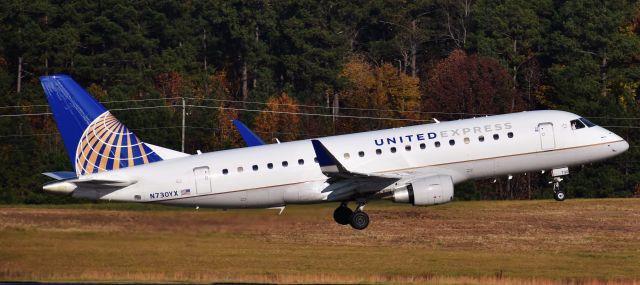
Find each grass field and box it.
[1,199,639,284]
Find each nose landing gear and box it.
[550,167,569,202]
[552,177,566,201]
[333,201,369,230]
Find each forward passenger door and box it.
[538,123,556,150]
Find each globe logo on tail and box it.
[74,112,162,176]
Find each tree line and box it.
[1,0,639,203]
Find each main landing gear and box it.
[333,201,369,230]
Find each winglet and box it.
[232,120,266,147]
[311,140,348,174]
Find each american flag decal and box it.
[181,189,191,196]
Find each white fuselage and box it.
[74,110,628,208]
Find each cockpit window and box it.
[579,118,596,127]
[570,119,586,130]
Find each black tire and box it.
[554,191,566,201]
[333,206,353,225]
[350,211,369,230]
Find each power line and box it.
[0,97,494,117]
[0,104,432,122]
[4,100,640,123]
[0,112,53,117]
[185,97,485,116]
[102,98,180,104]
[601,126,640,129]
[0,104,50,109]
[185,104,431,122]
[0,126,185,138]
[7,97,640,120]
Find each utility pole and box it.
[17,56,22,93]
[181,97,186,153]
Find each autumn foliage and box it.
[155,72,185,100]
[253,93,301,142]
[338,55,421,132]
[424,50,524,119]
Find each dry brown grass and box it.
[1,199,639,284]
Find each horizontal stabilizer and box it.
[72,175,136,187]
[233,120,265,147]
[43,176,136,195]
[42,171,77,180]
[146,143,190,159]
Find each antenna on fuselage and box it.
[433,118,440,123]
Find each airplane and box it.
[40,74,629,230]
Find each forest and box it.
[1,0,639,203]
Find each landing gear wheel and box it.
[350,211,369,230]
[333,205,353,225]
[554,190,566,202]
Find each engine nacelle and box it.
[392,175,454,206]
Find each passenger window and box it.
[435,141,441,148]
[222,169,229,175]
[571,119,586,130]
[390,147,397,153]
[449,139,455,146]
[237,166,244,173]
[298,159,304,165]
[376,149,382,155]
[344,153,350,159]
[358,151,365,157]
[479,135,485,142]
[464,137,470,144]
[420,143,426,149]
[282,161,288,167]
[507,132,514,138]
[405,145,411,151]
[493,134,499,140]
[267,163,273,169]
[252,165,258,171]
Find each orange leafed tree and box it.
[210,71,242,150]
[253,93,301,142]
[338,55,421,133]
[155,71,184,100]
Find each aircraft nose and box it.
[619,139,629,153]
[609,137,629,153]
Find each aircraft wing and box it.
[311,140,400,181]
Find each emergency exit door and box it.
[538,123,556,150]
[193,166,212,194]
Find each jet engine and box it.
[392,175,453,206]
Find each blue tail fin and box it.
[232,119,265,147]
[41,75,163,176]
